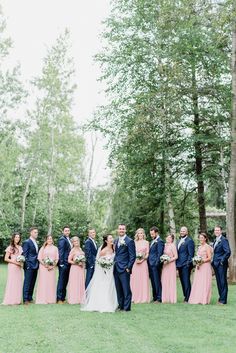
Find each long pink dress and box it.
[67,249,85,304]
[36,245,59,304]
[3,245,23,305]
[189,245,212,305]
[161,243,177,304]
[131,240,150,303]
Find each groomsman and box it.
[114,224,136,311]
[212,225,231,305]
[57,226,72,303]
[176,226,195,302]
[147,226,164,303]
[84,228,98,288]
[23,227,39,304]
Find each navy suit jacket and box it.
[176,236,195,268]
[147,237,164,267]
[22,238,39,270]
[114,236,136,274]
[58,235,72,267]
[84,238,98,270]
[213,236,231,267]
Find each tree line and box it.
[91,0,236,281]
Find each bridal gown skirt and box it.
[81,265,118,313]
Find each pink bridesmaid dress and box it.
[36,245,59,304]
[161,243,177,304]
[131,240,150,303]
[67,249,85,304]
[3,245,23,305]
[189,245,212,305]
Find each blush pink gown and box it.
[161,243,177,304]
[131,240,150,303]
[189,245,212,305]
[67,249,85,304]
[36,245,59,304]
[3,245,23,305]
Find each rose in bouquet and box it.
[43,256,54,266]
[96,256,114,273]
[160,254,171,263]
[74,254,86,265]
[192,255,203,267]
[136,252,144,261]
[16,255,25,263]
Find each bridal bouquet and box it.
[192,255,203,266]
[16,255,25,263]
[97,256,114,270]
[136,252,144,260]
[74,254,86,264]
[43,257,54,266]
[160,254,171,263]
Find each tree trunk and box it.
[87,133,97,209]
[166,192,176,235]
[227,17,236,283]
[166,163,176,235]
[20,169,33,231]
[47,129,55,235]
[192,64,207,233]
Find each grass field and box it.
[0,264,235,353]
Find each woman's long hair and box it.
[101,234,114,252]
[43,235,54,248]
[10,232,21,254]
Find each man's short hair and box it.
[150,226,159,233]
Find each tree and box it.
[227,0,236,282]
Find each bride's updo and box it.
[101,234,114,251]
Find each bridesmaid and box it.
[131,228,150,303]
[161,234,178,304]
[36,235,59,304]
[67,236,85,304]
[189,233,213,305]
[3,232,23,305]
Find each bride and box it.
[81,234,118,313]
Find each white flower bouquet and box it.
[136,252,144,260]
[192,255,203,266]
[160,254,171,263]
[97,256,114,270]
[74,254,86,264]
[43,256,54,266]
[16,255,25,263]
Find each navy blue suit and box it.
[22,238,39,302]
[212,236,231,304]
[176,236,195,302]
[147,237,164,302]
[56,235,72,301]
[84,238,98,288]
[114,236,136,311]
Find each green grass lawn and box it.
[0,264,235,353]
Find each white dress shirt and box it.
[89,237,97,249]
[30,237,38,253]
[178,236,187,250]
[214,235,222,249]
[150,235,159,247]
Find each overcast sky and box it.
[1,0,111,186]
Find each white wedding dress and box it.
[81,247,118,313]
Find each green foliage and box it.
[93,0,232,235]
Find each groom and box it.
[114,224,136,311]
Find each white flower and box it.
[160,254,170,263]
[119,239,126,246]
[16,255,25,263]
[74,255,86,264]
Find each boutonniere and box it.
[119,239,126,246]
